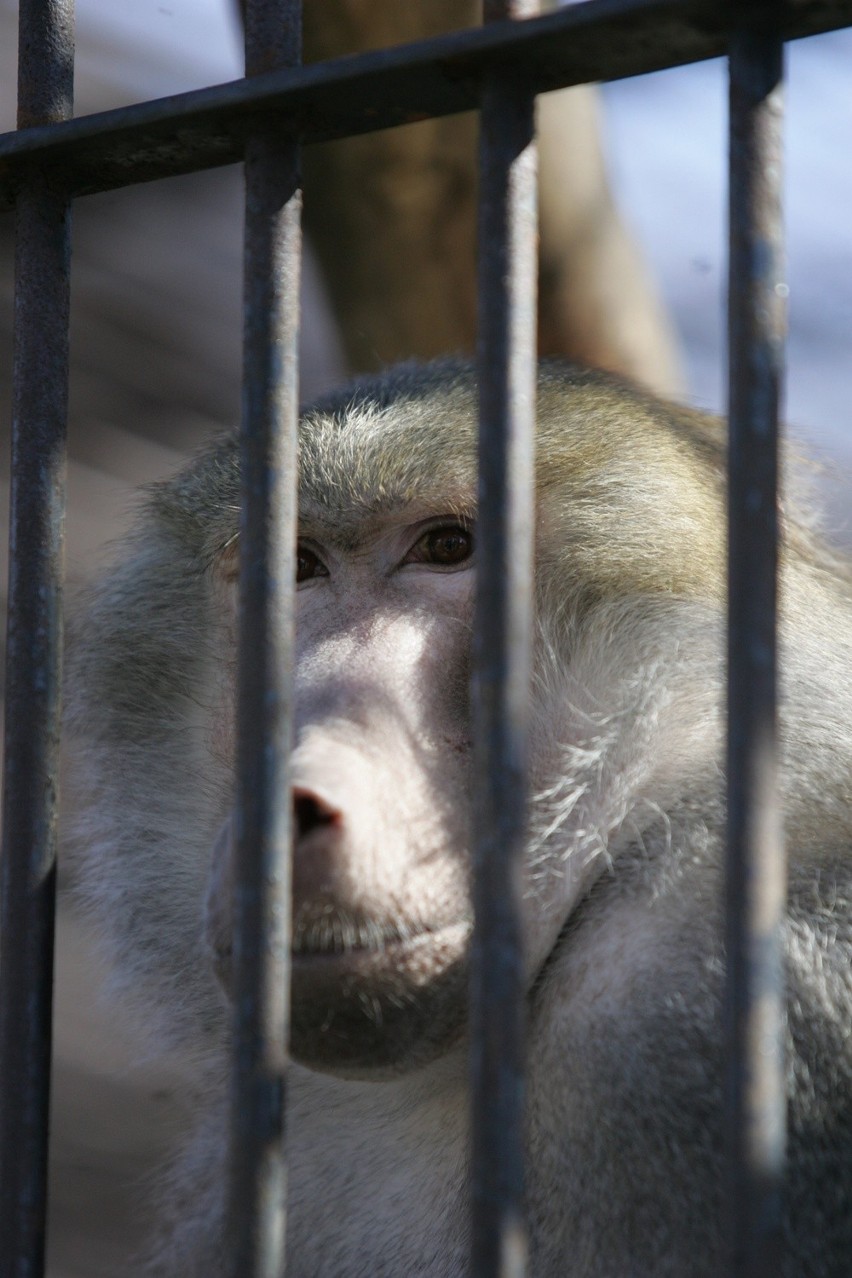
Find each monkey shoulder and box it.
[522,835,852,1276]
[282,1061,470,1278]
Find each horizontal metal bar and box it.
[1,0,850,209]
[725,23,787,1278]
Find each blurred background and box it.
[0,1,850,1273]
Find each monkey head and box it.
[68,359,729,1081]
[207,367,481,1076]
[200,361,730,1077]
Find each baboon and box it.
[66,360,852,1275]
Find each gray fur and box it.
[65,360,852,1275]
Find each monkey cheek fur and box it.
[288,921,471,1078]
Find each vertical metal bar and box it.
[472,3,538,1276]
[228,2,302,1275]
[725,23,786,1278]
[0,3,74,1276]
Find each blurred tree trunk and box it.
[295,0,684,399]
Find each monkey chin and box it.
[288,921,470,1079]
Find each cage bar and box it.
[725,24,787,1278]
[0,2,74,1276]
[3,0,852,209]
[1,0,848,1273]
[471,3,539,1274]
[227,2,302,1275]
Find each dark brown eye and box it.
[408,525,474,568]
[297,545,328,583]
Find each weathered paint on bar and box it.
[725,25,787,1278]
[0,2,74,1276]
[2,0,852,209]
[472,3,538,1274]
[227,3,302,1276]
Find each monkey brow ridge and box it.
[298,400,478,522]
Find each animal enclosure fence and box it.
[1,0,851,1275]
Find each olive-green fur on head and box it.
[298,359,727,613]
[89,357,846,652]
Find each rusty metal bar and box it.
[3,0,852,210]
[471,3,538,1275]
[227,1,302,1275]
[725,22,786,1278]
[0,2,74,1276]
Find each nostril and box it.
[293,787,342,841]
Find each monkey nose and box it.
[293,786,342,842]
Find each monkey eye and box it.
[296,544,329,584]
[404,523,474,569]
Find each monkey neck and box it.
[286,1051,470,1274]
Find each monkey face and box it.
[208,503,479,1077]
[289,524,476,1076]
[108,361,727,1079]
